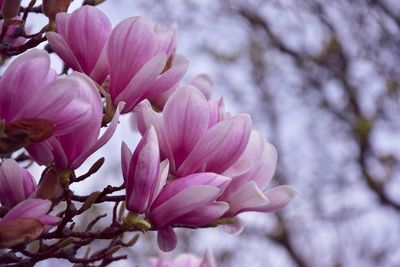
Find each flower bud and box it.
[0,218,43,248]
[32,167,63,200]
[2,0,22,23]
[42,0,71,22]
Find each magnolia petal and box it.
[56,72,103,167]
[0,49,54,121]
[222,216,244,235]
[223,130,264,179]
[135,100,174,168]
[1,199,51,225]
[48,137,68,168]
[157,226,177,252]
[190,74,213,100]
[70,102,124,169]
[174,201,229,226]
[55,12,69,37]
[126,127,160,213]
[15,78,92,136]
[154,159,170,197]
[251,140,278,190]
[224,181,269,216]
[66,6,112,74]
[152,173,230,208]
[163,86,209,168]
[150,185,220,227]
[39,215,62,226]
[25,140,55,166]
[47,32,83,72]
[22,169,36,198]
[253,185,297,213]
[207,98,224,128]
[121,141,132,183]
[0,159,26,207]
[108,17,157,96]
[178,114,252,176]
[114,53,167,112]
[144,58,189,99]
[89,44,109,84]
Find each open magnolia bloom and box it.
[47,5,112,84]
[0,49,93,155]
[0,199,60,248]
[107,16,188,113]
[122,127,231,251]
[0,159,36,209]
[133,85,296,236]
[26,72,123,170]
[135,85,252,177]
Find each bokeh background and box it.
[19,0,400,266]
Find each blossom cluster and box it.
[0,2,296,265]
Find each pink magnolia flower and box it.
[26,73,123,170]
[135,85,252,178]
[219,130,296,233]
[0,159,36,208]
[122,126,169,214]
[122,127,229,222]
[0,198,60,248]
[107,17,188,113]
[122,127,230,251]
[47,5,111,84]
[148,249,216,267]
[0,49,93,154]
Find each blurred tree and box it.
[128,0,400,266]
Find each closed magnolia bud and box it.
[33,168,63,200]
[2,0,22,22]
[42,0,71,21]
[0,218,43,248]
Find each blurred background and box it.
[25,0,400,266]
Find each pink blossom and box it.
[26,73,123,170]
[149,172,230,251]
[135,85,252,177]
[0,49,93,152]
[0,159,36,208]
[122,126,229,251]
[220,130,296,219]
[148,248,216,267]
[0,198,60,248]
[122,127,168,213]
[47,5,111,84]
[107,17,188,113]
